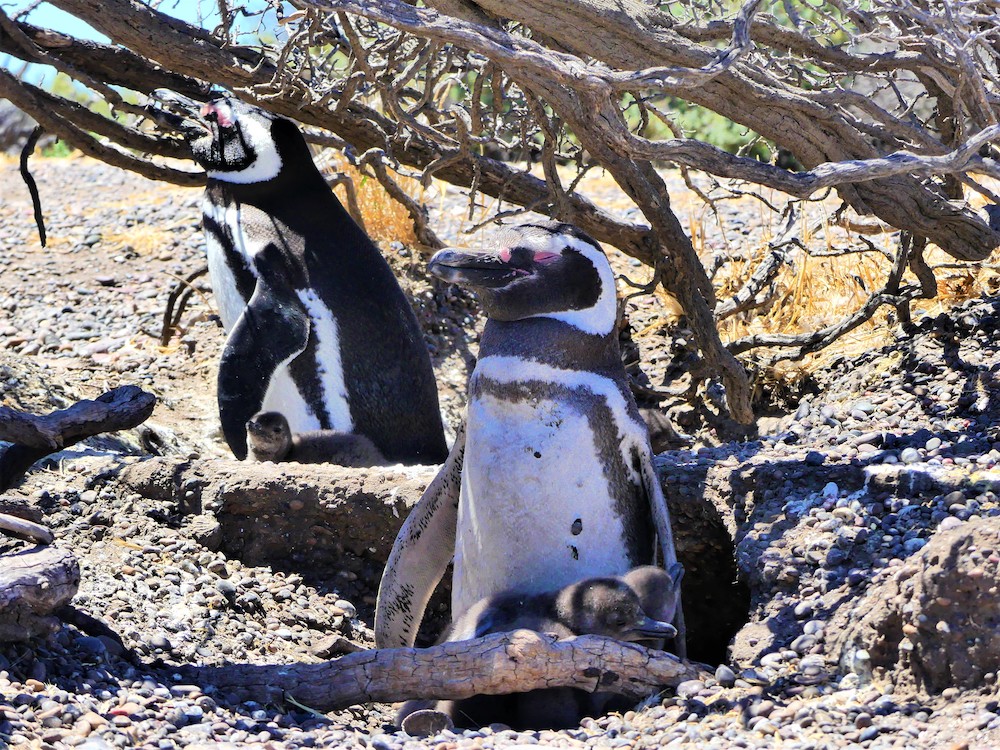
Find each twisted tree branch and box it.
[184,629,708,711]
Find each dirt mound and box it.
[833,516,1000,694]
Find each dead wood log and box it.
[0,385,156,491]
[0,384,156,449]
[0,545,80,642]
[0,498,43,523]
[184,629,708,711]
[0,512,53,544]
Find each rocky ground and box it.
[1,154,1000,749]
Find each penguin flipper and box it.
[637,446,687,658]
[375,422,466,649]
[218,247,309,459]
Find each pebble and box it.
[860,726,881,741]
[675,680,705,699]
[793,601,815,619]
[148,634,172,651]
[715,665,737,688]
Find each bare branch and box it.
[7,0,1000,410]
[19,125,46,248]
[184,629,708,712]
[0,67,203,186]
[715,205,800,321]
[728,231,936,360]
[616,124,1000,201]
[0,386,156,491]
[609,0,765,92]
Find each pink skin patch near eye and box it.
[200,103,233,128]
[498,248,561,263]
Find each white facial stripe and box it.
[206,114,283,184]
[505,231,617,336]
[297,289,353,432]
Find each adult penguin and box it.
[375,221,685,653]
[152,92,447,463]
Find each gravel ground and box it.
[1,154,999,749]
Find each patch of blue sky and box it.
[1,1,283,91]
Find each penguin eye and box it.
[608,611,628,628]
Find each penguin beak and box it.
[428,248,527,289]
[146,89,211,138]
[629,616,678,640]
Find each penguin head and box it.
[195,97,316,184]
[245,411,293,461]
[427,221,618,336]
[621,563,685,627]
[152,90,310,184]
[556,576,677,641]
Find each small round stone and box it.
[400,709,454,737]
[714,665,737,688]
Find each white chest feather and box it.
[453,356,648,616]
[201,196,265,331]
[297,289,352,431]
[201,196,351,436]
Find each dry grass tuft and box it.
[317,151,419,248]
[706,193,1000,380]
[605,172,1000,384]
[101,223,183,257]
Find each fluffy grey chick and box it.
[399,565,683,732]
[245,411,388,466]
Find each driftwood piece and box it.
[0,497,43,523]
[185,629,708,711]
[0,384,155,448]
[0,545,80,641]
[0,385,156,491]
[0,512,53,544]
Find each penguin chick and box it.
[622,563,685,643]
[400,569,679,731]
[246,411,388,467]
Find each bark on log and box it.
[0,545,80,642]
[0,385,156,491]
[0,385,156,449]
[0,512,53,544]
[0,498,43,523]
[183,629,708,711]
